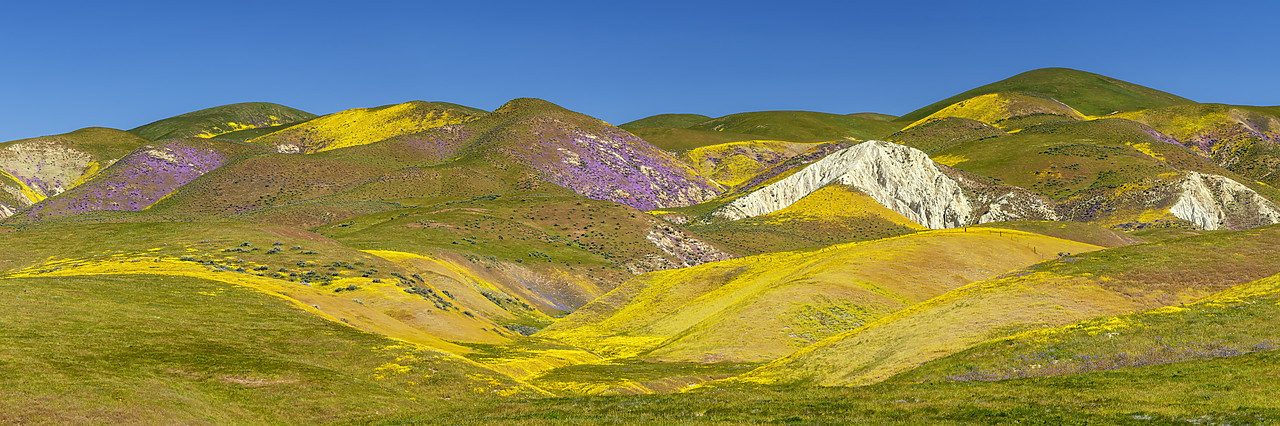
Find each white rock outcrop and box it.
[1168,171,1280,230]
[712,140,973,229]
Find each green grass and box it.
[618,113,712,130]
[0,274,538,424]
[736,225,1280,388]
[899,68,1194,123]
[1115,103,1280,186]
[129,102,317,140]
[894,271,1280,384]
[367,350,1280,424]
[886,117,1007,154]
[624,127,763,151]
[687,110,904,142]
[972,221,1143,247]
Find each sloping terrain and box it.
[683,184,926,255]
[734,225,1280,387]
[886,117,1007,154]
[687,111,904,142]
[936,118,1280,230]
[129,102,318,140]
[1115,103,1280,186]
[248,101,486,153]
[679,140,828,187]
[892,270,1280,383]
[0,273,543,424]
[619,113,712,130]
[0,127,150,216]
[538,227,1100,365]
[904,92,1086,131]
[10,138,267,221]
[899,67,1193,122]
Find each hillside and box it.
[1114,103,1280,186]
[129,102,318,140]
[935,118,1280,230]
[0,127,150,216]
[539,227,1101,364]
[733,224,1280,387]
[687,110,904,142]
[899,68,1193,122]
[247,101,487,153]
[892,270,1280,383]
[619,113,712,130]
[904,92,1086,131]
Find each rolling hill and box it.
[898,68,1194,123]
[2,66,1279,423]
[732,224,1280,387]
[0,127,150,217]
[129,102,318,140]
[539,227,1101,363]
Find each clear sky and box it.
[2,0,1278,142]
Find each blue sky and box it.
[1,0,1277,141]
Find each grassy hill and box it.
[129,102,318,140]
[898,68,1194,123]
[886,117,1007,154]
[538,227,1101,365]
[893,270,1280,384]
[619,113,712,130]
[247,101,486,153]
[1114,103,1280,186]
[904,92,1086,131]
[733,224,1280,387]
[680,184,926,254]
[0,272,542,424]
[0,127,150,215]
[10,138,267,222]
[933,118,1280,229]
[688,110,904,142]
[679,140,829,187]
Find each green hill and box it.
[904,91,1086,131]
[733,224,1280,387]
[247,101,486,153]
[1114,103,1280,186]
[893,270,1280,384]
[0,127,150,215]
[688,110,904,142]
[619,113,712,130]
[129,102,317,140]
[539,227,1100,364]
[899,68,1194,123]
[886,117,1007,154]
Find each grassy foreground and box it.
[366,350,1280,424]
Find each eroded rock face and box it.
[712,141,973,229]
[1168,171,1280,230]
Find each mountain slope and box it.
[249,101,487,153]
[1114,103,1280,186]
[0,127,150,216]
[619,113,712,130]
[687,111,904,142]
[12,139,266,221]
[904,92,1086,131]
[538,227,1101,363]
[936,118,1280,230]
[892,270,1280,383]
[734,225,1280,387]
[899,68,1193,122]
[129,102,318,140]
